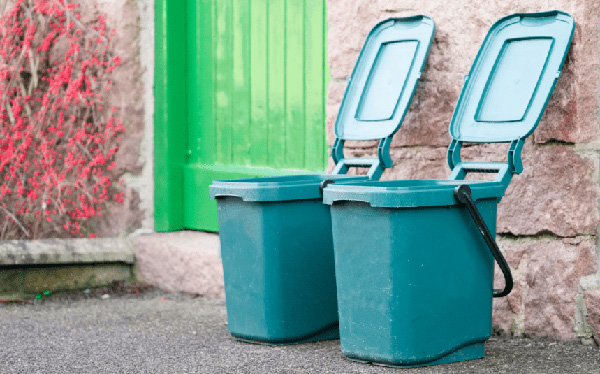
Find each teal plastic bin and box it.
[209,16,435,344]
[323,11,574,367]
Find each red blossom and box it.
[0,0,123,239]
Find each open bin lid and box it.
[335,16,435,141]
[450,11,574,143]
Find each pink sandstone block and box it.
[492,238,596,340]
[132,232,225,297]
[497,145,599,237]
[523,238,597,340]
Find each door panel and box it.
[184,0,329,232]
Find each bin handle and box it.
[453,184,513,298]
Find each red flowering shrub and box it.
[0,0,124,239]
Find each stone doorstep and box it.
[131,231,225,298]
[0,238,136,298]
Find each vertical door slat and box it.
[215,0,234,165]
[284,0,306,169]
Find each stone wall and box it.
[83,0,154,237]
[327,0,600,342]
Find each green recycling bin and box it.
[209,16,435,344]
[323,11,574,367]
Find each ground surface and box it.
[1,284,599,374]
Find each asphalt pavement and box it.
[1,285,599,374]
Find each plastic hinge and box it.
[331,136,393,180]
[331,138,345,165]
[448,162,512,188]
[447,139,462,170]
[447,138,526,189]
[377,136,393,169]
[507,138,524,174]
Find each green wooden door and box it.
[155,0,329,232]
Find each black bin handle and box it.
[319,179,336,195]
[454,184,513,298]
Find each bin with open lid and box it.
[209,16,435,344]
[323,11,574,367]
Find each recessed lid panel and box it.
[450,11,574,143]
[335,16,435,141]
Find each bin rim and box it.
[322,180,506,208]
[209,174,368,202]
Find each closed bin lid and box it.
[335,16,435,141]
[450,11,574,143]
